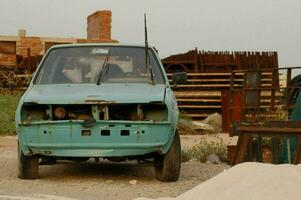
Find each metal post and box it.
[287,139,291,164]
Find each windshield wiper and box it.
[145,47,155,85]
[148,64,155,85]
[96,52,110,85]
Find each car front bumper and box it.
[17,120,175,157]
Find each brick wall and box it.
[87,10,112,41]
[0,54,16,66]
[17,37,44,57]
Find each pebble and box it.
[129,180,138,185]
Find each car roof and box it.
[50,43,152,49]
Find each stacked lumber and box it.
[163,50,279,122]
[168,72,277,121]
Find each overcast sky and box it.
[0,0,300,66]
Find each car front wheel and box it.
[154,130,181,182]
[18,142,39,179]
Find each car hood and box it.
[23,83,166,104]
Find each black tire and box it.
[154,130,181,182]
[18,142,39,179]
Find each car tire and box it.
[154,130,181,182]
[18,142,39,179]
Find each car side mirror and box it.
[172,72,187,85]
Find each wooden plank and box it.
[176,98,221,102]
[293,136,301,164]
[167,72,234,76]
[167,72,274,76]
[239,127,301,134]
[0,41,16,54]
[170,79,237,82]
[178,105,221,109]
[181,113,211,117]
[260,99,280,103]
[174,83,272,88]
[168,78,273,83]
[175,91,221,97]
[162,60,195,64]
[231,133,251,165]
[13,74,32,78]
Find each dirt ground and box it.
[0,135,229,200]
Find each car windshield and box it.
[34,46,165,85]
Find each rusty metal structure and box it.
[163,49,278,121]
[223,67,301,165]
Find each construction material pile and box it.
[136,162,301,200]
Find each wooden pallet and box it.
[167,72,280,121]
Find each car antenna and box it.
[144,13,155,85]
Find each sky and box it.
[0,0,300,66]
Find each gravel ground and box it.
[0,136,229,200]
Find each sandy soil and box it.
[0,136,229,200]
[137,162,301,200]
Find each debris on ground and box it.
[177,118,198,135]
[200,113,222,133]
[178,113,222,134]
[192,121,214,132]
[129,180,138,185]
[135,162,301,200]
[206,154,220,164]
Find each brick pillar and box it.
[87,10,112,41]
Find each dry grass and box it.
[181,135,228,163]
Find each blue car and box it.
[16,44,186,181]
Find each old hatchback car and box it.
[16,44,186,182]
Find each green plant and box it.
[181,147,194,162]
[181,136,228,163]
[0,90,22,135]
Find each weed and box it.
[181,135,228,163]
[181,147,194,162]
[0,90,22,135]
